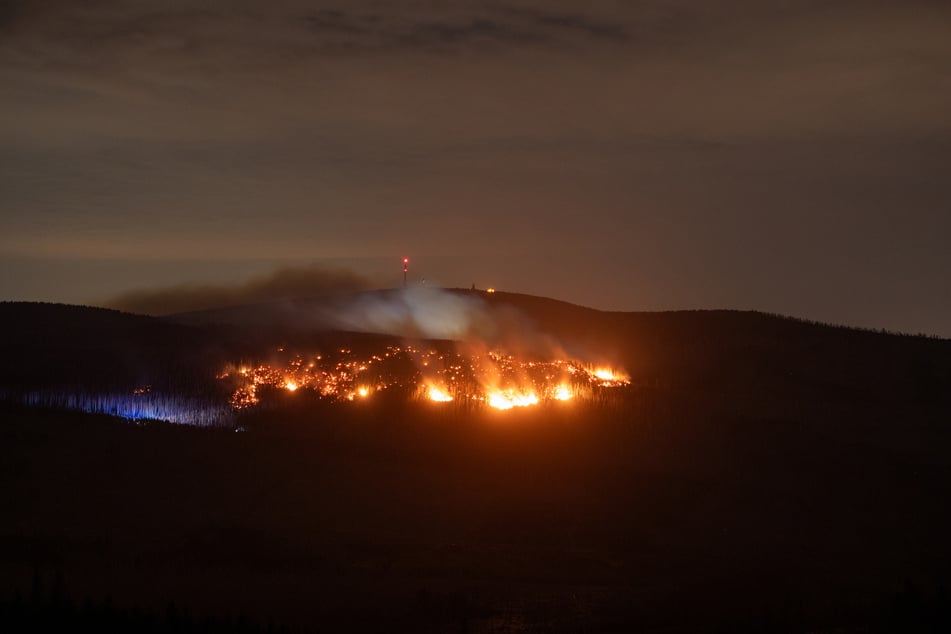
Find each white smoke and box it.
[314,287,564,358]
[330,287,496,341]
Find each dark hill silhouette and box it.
[3,295,949,425]
[165,288,951,411]
[0,302,231,393]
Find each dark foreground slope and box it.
[2,298,951,633]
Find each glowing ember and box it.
[553,385,573,401]
[219,344,629,411]
[487,390,539,410]
[588,367,630,386]
[427,386,454,402]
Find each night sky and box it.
[1,1,949,335]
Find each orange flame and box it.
[588,367,630,386]
[487,390,539,410]
[220,347,629,410]
[427,386,453,402]
[553,385,573,401]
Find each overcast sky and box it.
[1,0,949,334]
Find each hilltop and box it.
[2,292,949,415]
[165,288,951,413]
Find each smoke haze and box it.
[105,264,378,315]
[107,264,570,359]
[325,287,563,358]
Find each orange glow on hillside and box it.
[553,385,573,401]
[219,344,629,411]
[589,367,629,386]
[487,390,539,410]
[427,386,453,402]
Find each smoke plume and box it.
[107,265,573,360]
[105,264,377,316]
[320,287,565,359]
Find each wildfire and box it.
[587,367,630,387]
[487,390,539,410]
[553,385,573,401]
[427,386,453,402]
[219,344,630,412]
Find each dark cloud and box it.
[104,264,379,316]
[503,7,628,40]
[0,1,631,71]
[292,5,628,54]
[400,17,534,49]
